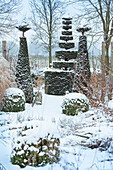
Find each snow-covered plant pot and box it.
[11,124,60,168]
[2,88,25,112]
[62,93,89,116]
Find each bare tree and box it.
[30,0,64,67]
[69,0,113,68]
[6,41,18,56]
[0,0,21,35]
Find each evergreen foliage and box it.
[15,37,33,103]
[2,88,25,112]
[11,130,60,168]
[62,98,89,116]
[62,93,89,116]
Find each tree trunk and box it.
[109,42,113,100]
[105,43,109,69]
[101,42,106,103]
[111,42,113,71]
[49,0,52,68]
[49,34,52,68]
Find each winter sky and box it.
[0,0,102,56]
[6,0,78,43]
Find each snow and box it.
[5,87,24,96]
[5,87,25,98]
[0,90,113,169]
[53,61,77,63]
[44,67,74,73]
[108,99,113,109]
[59,40,75,43]
[64,92,89,103]
[56,48,77,51]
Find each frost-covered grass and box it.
[0,91,113,169]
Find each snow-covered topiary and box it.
[11,123,60,168]
[62,93,89,116]
[15,37,33,103]
[2,88,25,112]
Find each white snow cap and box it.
[64,92,89,103]
[5,88,25,98]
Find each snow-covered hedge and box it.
[11,123,60,168]
[62,93,89,116]
[2,88,25,112]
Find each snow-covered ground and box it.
[0,91,113,170]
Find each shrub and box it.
[62,93,89,116]
[11,126,60,168]
[2,88,25,112]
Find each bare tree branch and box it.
[0,0,22,35]
[69,0,113,67]
[30,0,65,67]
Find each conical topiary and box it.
[74,27,91,95]
[15,37,33,103]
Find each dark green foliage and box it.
[55,51,77,61]
[11,132,60,168]
[15,37,33,103]
[62,98,89,116]
[2,88,25,112]
[74,35,91,94]
[76,36,91,80]
[2,95,25,112]
[45,71,74,95]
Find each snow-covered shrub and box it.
[0,57,16,108]
[62,93,89,116]
[2,88,25,112]
[11,124,60,168]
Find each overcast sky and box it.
[0,0,102,56]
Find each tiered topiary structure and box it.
[45,18,77,95]
[74,27,91,94]
[15,25,33,103]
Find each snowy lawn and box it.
[0,91,113,170]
